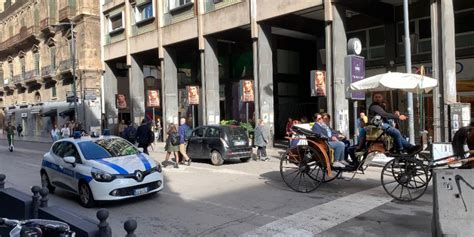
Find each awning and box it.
[41,109,57,117]
[59,108,75,117]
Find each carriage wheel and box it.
[381,157,429,201]
[416,152,433,183]
[280,146,325,193]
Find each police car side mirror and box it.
[64,156,76,166]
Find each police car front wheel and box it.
[79,182,95,208]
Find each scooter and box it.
[1,217,75,237]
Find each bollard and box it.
[31,186,41,219]
[97,209,112,237]
[0,174,5,189]
[39,188,48,208]
[124,219,137,237]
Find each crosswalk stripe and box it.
[241,186,393,237]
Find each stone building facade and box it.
[0,0,102,137]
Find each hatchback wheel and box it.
[41,172,55,194]
[240,157,251,163]
[211,151,224,166]
[79,182,95,208]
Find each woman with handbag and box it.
[162,124,181,168]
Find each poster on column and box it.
[310,70,326,97]
[241,80,254,102]
[187,86,200,105]
[147,90,160,108]
[115,94,128,109]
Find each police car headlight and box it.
[152,165,162,173]
[91,170,116,182]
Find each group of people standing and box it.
[50,121,84,142]
[162,118,192,168]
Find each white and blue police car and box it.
[40,134,163,207]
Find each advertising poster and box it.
[147,90,160,107]
[241,80,254,102]
[115,94,127,109]
[310,70,326,97]
[187,85,200,105]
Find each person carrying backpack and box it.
[136,119,152,155]
[162,124,180,168]
[178,118,192,166]
[123,122,137,145]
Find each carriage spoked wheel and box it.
[381,157,430,201]
[280,145,326,193]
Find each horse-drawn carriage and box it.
[280,72,474,201]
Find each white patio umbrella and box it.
[350,72,438,93]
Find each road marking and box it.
[161,191,279,220]
[241,186,393,237]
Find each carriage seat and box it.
[292,125,328,140]
[365,125,384,141]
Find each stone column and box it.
[430,0,443,142]
[440,0,457,105]
[103,62,118,133]
[163,47,179,132]
[203,37,220,125]
[129,55,145,125]
[257,24,274,142]
[331,4,349,136]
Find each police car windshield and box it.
[78,138,139,160]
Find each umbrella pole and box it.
[403,0,415,145]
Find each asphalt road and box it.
[0,139,433,236]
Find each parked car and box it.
[40,135,163,207]
[187,125,252,165]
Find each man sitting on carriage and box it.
[369,92,421,154]
[311,113,349,168]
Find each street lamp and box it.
[52,21,78,123]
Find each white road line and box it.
[241,186,393,237]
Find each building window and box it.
[34,52,40,76]
[455,9,474,49]
[135,1,154,23]
[52,85,57,98]
[20,57,26,80]
[109,13,124,33]
[169,0,193,11]
[347,27,385,59]
[9,62,13,79]
[50,46,56,70]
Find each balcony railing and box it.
[59,6,77,22]
[40,17,56,30]
[41,65,54,78]
[0,26,40,52]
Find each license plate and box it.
[133,187,148,195]
[234,141,245,146]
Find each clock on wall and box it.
[347,38,362,55]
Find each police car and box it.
[40,135,163,207]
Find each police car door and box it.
[56,141,80,193]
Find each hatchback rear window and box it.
[223,126,246,136]
[78,138,139,160]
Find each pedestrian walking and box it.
[6,122,15,152]
[254,119,269,161]
[155,118,162,142]
[61,123,70,138]
[285,117,293,147]
[178,118,192,166]
[123,122,137,144]
[162,124,180,168]
[51,124,60,142]
[16,124,23,137]
[68,121,75,137]
[136,119,153,155]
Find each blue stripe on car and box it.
[42,160,92,183]
[95,159,129,174]
[138,153,152,170]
